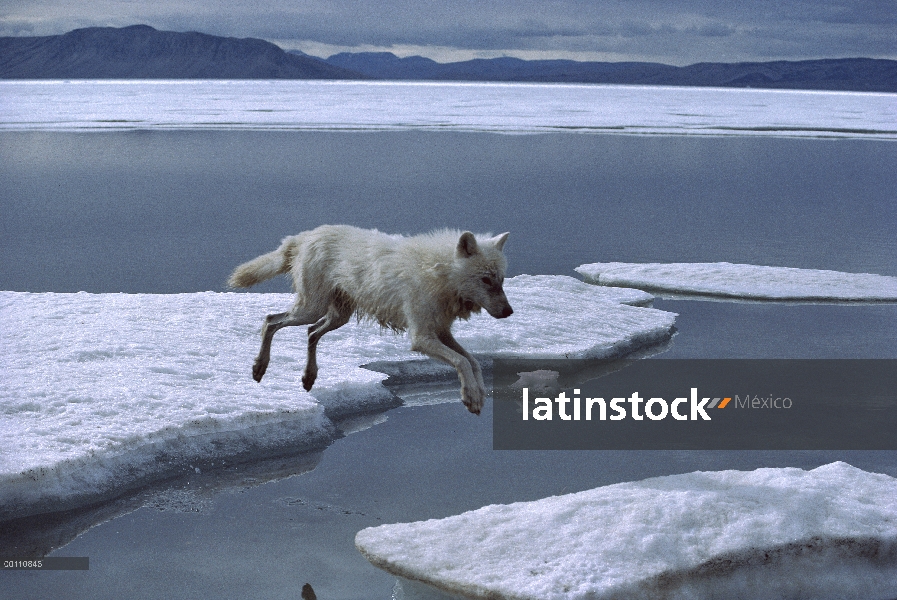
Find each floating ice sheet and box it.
[0,276,674,520]
[356,462,897,600]
[576,262,897,302]
[1,81,895,139]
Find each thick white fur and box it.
[229,225,513,414]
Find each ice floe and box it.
[356,462,897,600]
[0,275,674,520]
[576,262,897,302]
[3,81,896,140]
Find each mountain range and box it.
[0,25,356,79]
[2,25,895,92]
[323,52,897,92]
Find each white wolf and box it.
[228,225,513,414]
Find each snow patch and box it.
[2,81,895,139]
[356,462,897,600]
[576,262,897,302]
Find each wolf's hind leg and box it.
[253,306,321,382]
[302,303,353,391]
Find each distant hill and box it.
[0,25,359,79]
[1,25,894,91]
[323,52,897,92]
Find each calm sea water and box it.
[2,131,896,294]
[2,83,896,599]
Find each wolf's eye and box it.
[481,277,492,285]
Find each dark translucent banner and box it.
[2,557,89,570]
[492,359,897,450]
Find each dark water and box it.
[2,132,896,599]
[2,132,896,292]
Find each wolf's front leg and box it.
[460,380,486,415]
[437,330,487,404]
[411,334,486,414]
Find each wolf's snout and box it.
[498,304,513,318]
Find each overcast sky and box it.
[1,1,894,65]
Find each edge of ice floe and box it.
[575,262,897,302]
[0,276,675,522]
[356,462,897,600]
[2,412,336,524]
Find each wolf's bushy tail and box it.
[228,237,296,288]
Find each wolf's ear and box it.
[456,231,480,258]
[493,232,510,251]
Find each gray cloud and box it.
[0,0,894,64]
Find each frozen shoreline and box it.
[0,275,674,521]
[2,81,895,139]
[576,262,897,302]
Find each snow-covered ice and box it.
[356,462,897,600]
[576,262,897,302]
[0,275,674,521]
[1,81,895,139]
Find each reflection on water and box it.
[1,451,324,557]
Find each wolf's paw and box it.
[462,384,486,415]
[252,359,268,382]
[302,370,316,392]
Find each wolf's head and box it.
[455,231,514,320]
